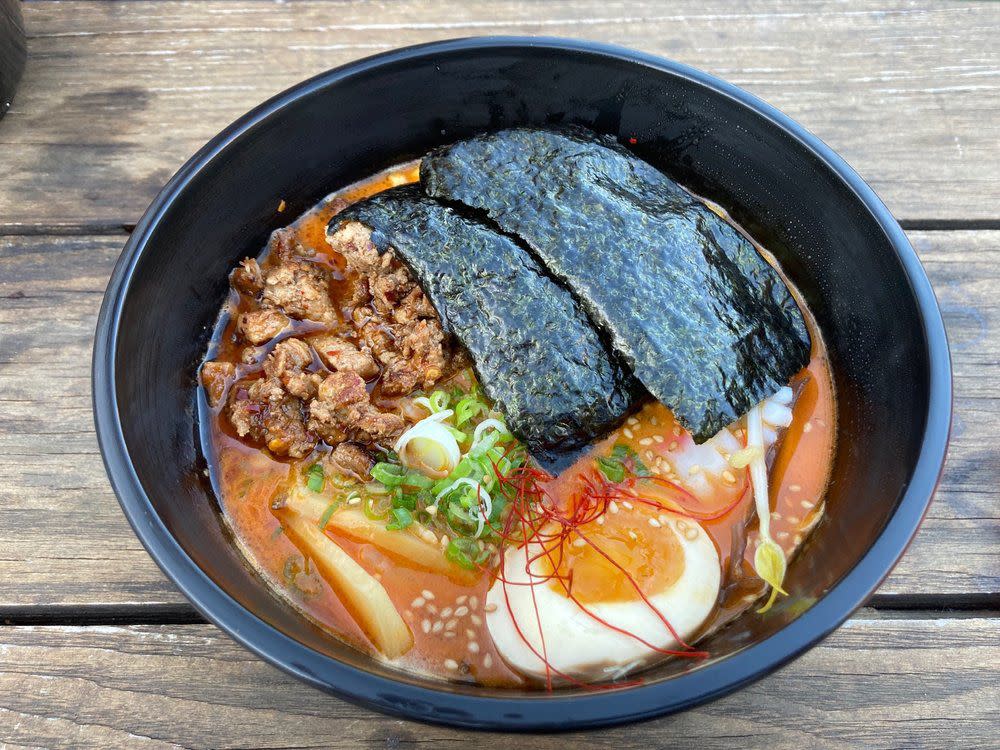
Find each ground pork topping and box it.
[216,220,464,461]
[308,371,406,446]
[330,221,453,396]
[201,361,236,407]
[237,308,290,345]
[227,374,317,459]
[323,442,374,481]
[308,332,379,379]
[264,338,323,401]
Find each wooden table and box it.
[1,2,997,747]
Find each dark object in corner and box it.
[423,127,812,442]
[0,0,26,121]
[333,185,639,463]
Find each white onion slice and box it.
[394,416,461,479]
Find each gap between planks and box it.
[2,596,997,628]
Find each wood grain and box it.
[0,616,996,749]
[1,0,998,229]
[0,230,996,607]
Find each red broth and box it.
[201,162,836,686]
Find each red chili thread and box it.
[478,452,750,690]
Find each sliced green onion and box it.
[445,537,488,570]
[371,462,408,487]
[363,494,390,521]
[318,502,338,529]
[454,395,487,426]
[386,507,413,531]
[305,463,324,493]
[413,390,450,414]
[596,456,626,483]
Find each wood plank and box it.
[1,0,998,229]
[0,617,995,748]
[0,230,996,607]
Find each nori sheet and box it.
[332,185,639,461]
[422,128,812,442]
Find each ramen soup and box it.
[199,128,836,688]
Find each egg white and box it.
[485,514,721,680]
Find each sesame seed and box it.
[465,628,476,639]
[627,417,639,426]
[485,603,498,613]
[468,642,480,654]
[673,425,681,436]
[722,469,737,484]
[688,464,701,476]
[650,465,662,475]
[426,604,438,615]
[470,614,482,626]
[622,501,633,510]
[794,534,803,545]
[445,619,458,630]
[669,440,679,451]
[425,505,438,516]
[444,659,459,671]
[609,501,620,514]
[776,531,789,540]
[456,595,468,605]
[789,484,802,492]
[788,516,800,524]
[440,607,453,619]
[422,589,435,600]
[649,517,661,528]
[440,535,449,548]
[652,435,664,443]
[623,428,634,439]
[455,606,469,617]
[432,620,443,633]
[650,417,660,426]
[412,597,425,608]
[801,500,814,509]
[803,422,813,433]
[484,654,494,668]
[443,631,456,638]
[348,496,361,506]
[644,450,654,460]
[628,530,638,541]
[421,619,431,634]
[639,437,653,446]
[658,514,669,525]
[597,515,606,524]
[422,529,437,544]
[469,596,479,609]
[772,512,783,521]
[573,538,586,547]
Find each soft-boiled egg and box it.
[485,503,721,680]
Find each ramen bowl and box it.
[93,37,951,729]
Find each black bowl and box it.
[93,38,951,730]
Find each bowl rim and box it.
[92,36,952,730]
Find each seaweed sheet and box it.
[422,128,812,442]
[333,185,638,461]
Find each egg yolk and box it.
[538,505,686,605]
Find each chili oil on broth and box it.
[200,159,836,688]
